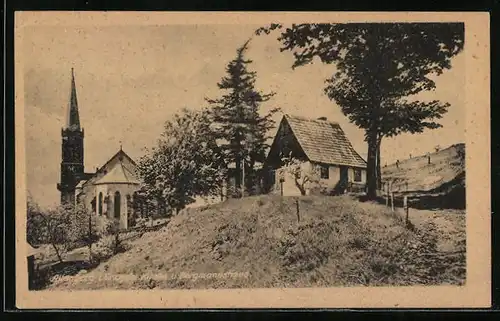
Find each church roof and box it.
[94,156,140,185]
[270,114,367,168]
[82,149,138,188]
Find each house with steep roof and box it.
[263,114,367,196]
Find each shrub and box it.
[95,215,116,236]
[92,234,130,263]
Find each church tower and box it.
[57,68,85,205]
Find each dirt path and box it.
[397,207,465,252]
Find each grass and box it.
[48,194,465,290]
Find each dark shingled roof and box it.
[284,114,367,168]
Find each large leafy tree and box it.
[257,23,464,199]
[206,39,279,195]
[137,108,226,213]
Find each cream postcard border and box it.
[14,11,491,309]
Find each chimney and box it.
[317,117,327,121]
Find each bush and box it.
[95,215,116,236]
[92,234,129,263]
[90,216,129,263]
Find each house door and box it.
[114,191,121,219]
[340,166,349,193]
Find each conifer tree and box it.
[206,39,279,195]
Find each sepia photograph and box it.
[14,12,490,308]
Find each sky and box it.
[22,24,464,209]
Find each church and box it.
[56,69,166,230]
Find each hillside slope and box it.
[51,195,465,290]
[382,143,464,192]
[381,144,465,209]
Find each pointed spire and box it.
[66,68,81,130]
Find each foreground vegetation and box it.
[47,195,465,290]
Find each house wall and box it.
[272,162,366,196]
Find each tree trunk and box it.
[366,131,378,200]
[42,216,63,263]
[235,156,241,194]
[294,179,307,196]
[376,137,382,191]
[51,242,63,263]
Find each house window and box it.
[354,169,362,182]
[320,165,329,179]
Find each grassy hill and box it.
[50,195,465,290]
[381,143,465,209]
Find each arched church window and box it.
[98,192,103,215]
[114,191,121,219]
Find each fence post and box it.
[296,198,300,223]
[404,195,409,225]
[385,183,389,207]
[390,190,394,212]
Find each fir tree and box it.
[206,39,279,195]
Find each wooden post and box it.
[280,178,284,197]
[385,183,389,207]
[390,190,394,212]
[296,198,300,223]
[403,196,409,223]
[241,159,245,198]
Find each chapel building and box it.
[56,69,159,229]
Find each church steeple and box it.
[57,68,85,205]
[66,68,81,131]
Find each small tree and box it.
[53,202,97,262]
[27,202,92,263]
[280,154,322,196]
